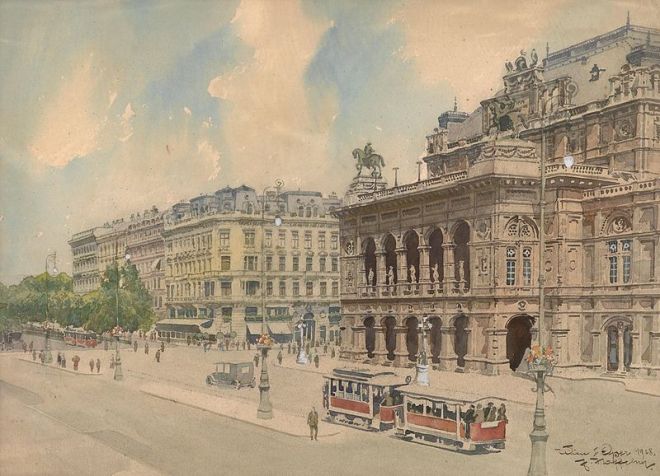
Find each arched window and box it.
[453,221,470,290]
[404,231,419,283]
[383,234,397,284]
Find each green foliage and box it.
[0,263,155,334]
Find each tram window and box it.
[426,406,432,415]
[361,386,369,402]
[444,404,456,420]
[346,382,353,399]
[407,402,412,412]
[330,381,337,396]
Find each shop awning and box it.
[268,322,292,335]
[155,319,212,334]
[246,322,264,335]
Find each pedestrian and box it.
[331,347,336,359]
[89,358,95,372]
[133,341,138,352]
[110,354,115,368]
[39,350,45,363]
[155,349,161,363]
[474,403,485,424]
[145,342,149,355]
[254,353,259,368]
[497,403,508,423]
[287,342,291,354]
[314,354,320,369]
[305,342,310,356]
[277,350,283,365]
[57,352,62,366]
[29,341,34,352]
[307,406,319,441]
[463,404,476,439]
[22,342,27,353]
[160,341,165,353]
[72,354,80,371]
[32,349,37,361]
[323,343,328,354]
[187,335,191,346]
[96,358,101,373]
[485,402,497,422]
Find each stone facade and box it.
[336,23,660,377]
[163,185,342,344]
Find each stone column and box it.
[617,324,625,374]
[650,331,660,376]
[376,252,386,286]
[631,330,642,372]
[442,243,456,294]
[353,325,367,360]
[462,328,475,372]
[396,248,408,285]
[486,328,509,376]
[438,326,457,371]
[374,326,387,363]
[591,331,602,370]
[393,327,408,366]
[418,245,431,282]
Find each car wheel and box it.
[206,376,213,385]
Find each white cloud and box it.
[28,55,107,167]
[184,106,192,116]
[208,0,336,190]
[197,140,222,181]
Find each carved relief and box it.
[505,216,537,240]
[475,218,491,240]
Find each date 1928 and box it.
[555,444,656,472]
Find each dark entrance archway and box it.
[429,317,442,363]
[453,314,468,367]
[405,317,419,362]
[303,312,315,345]
[384,234,397,284]
[364,316,375,358]
[363,237,376,286]
[606,322,633,372]
[404,231,419,283]
[506,314,534,370]
[383,316,396,361]
[428,229,444,285]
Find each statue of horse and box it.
[353,148,385,178]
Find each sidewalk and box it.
[552,367,660,397]
[140,381,343,439]
[17,358,104,376]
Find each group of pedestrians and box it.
[462,402,507,438]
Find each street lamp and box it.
[414,315,430,386]
[256,179,284,420]
[113,248,131,381]
[295,319,309,364]
[527,99,574,476]
[44,252,57,363]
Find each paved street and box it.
[1,344,659,475]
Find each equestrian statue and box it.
[353,143,385,178]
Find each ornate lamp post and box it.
[414,315,430,386]
[295,319,309,364]
[255,179,283,420]
[113,248,131,381]
[527,97,574,476]
[44,252,57,363]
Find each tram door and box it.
[607,326,618,371]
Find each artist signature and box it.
[555,444,656,472]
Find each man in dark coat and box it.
[133,341,138,352]
[160,341,165,353]
[463,404,476,439]
[307,407,319,441]
[253,353,259,368]
[155,349,161,363]
[89,358,95,372]
[96,358,101,373]
[314,354,320,368]
[277,350,283,365]
[145,342,149,354]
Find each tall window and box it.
[279,280,286,297]
[318,233,326,249]
[292,231,299,248]
[607,240,632,284]
[265,230,272,248]
[220,231,230,248]
[221,256,231,271]
[278,231,286,247]
[304,231,312,249]
[506,248,516,286]
[522,248,532,286]
[279,256,286,272]
[331,257,338,272]
[244,256,258,271]
[306,281,314,296]
[266,281,273,296]
[245,281,259,296]
[293,281,300,296]
[331,233,338,250]
[320,282,327,296]
[332,281,339,296]
[244,230,255,247]
[319,256,326,272]
[306,256,313,271]
[221,281,232,296]
[293,256,299,271]
[266,256,273,271]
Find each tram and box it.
[63,328,98,348]
[395,385,507,452]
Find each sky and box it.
[0,0,658,284]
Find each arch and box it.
[506,314,535,371]
[603,317,633,372]
[429,316,442,363]
[363,237,377,286]
[363,316,376,358]
[452,221,471,290]
[453,314,468,367]
[405,316,419,362]
[404,230,420,283]
[428,228,444,285]
[382,316,396,361]
[383,234,397,284]
[504,216,539,240]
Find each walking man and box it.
[72,354,80,371]
[253,353,259,368]
[96,358,101,373]
[277,350,283,365]
[145,342,149,355]
[307,406,319,441]
[155,349,161,363]
[89,358,95,372]
[314,354,320,369]
[287,342,291,354]
[463,404,476,439]
[160,341,165,353]
[32,349,37,361]
[133,341,138,352]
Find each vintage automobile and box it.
[206,361,256,389]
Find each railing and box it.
[357,171,468,203]
[545,164,609,176]
[583,180,657,199]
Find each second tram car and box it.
[64,328,98,348]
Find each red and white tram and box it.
[395,385,507,452]
[322,368,409,431]
[64,328,98,348]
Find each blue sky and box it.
[0,0,657,283]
